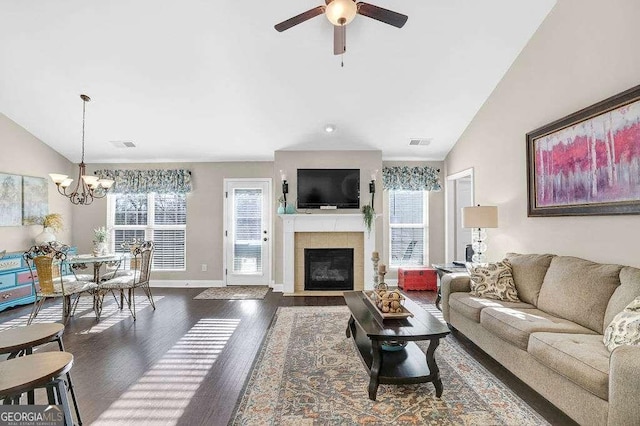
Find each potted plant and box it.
[30,213,64,244]
[93,226,109,256]
[362,204,375,234]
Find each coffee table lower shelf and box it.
[346,315,444,400]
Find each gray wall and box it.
[0,118,446,282]
[445,0,640,267]
[0,113,75,252]
[74,162,274,281]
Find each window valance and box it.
[382,166,441,191]
[94,169,192,194]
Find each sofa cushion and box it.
[505,253,554,306]
[449,293,535,323]
[603,295,640,352]
[480,307,596,351]
[603,266,640,333]
[528,332,610,400]
[537,256,622,333]
[467,260,519,302]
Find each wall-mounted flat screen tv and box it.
[297,169,360,209]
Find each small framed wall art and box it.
[0,173,23,226]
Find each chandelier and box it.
[49,94,114,205]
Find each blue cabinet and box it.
[0,252,35,312]
[0,247,77,313]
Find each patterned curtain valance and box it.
[382,166,442,191]
[94,169,192,194]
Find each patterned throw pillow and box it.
[467,259,519,302]
[603,296,640,352]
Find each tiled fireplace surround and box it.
[281,214,375,294]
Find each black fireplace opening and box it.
[304,248,354,291]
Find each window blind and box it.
[389,190,428,267]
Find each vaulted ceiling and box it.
[0,0,555,163]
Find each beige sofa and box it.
[441,253,640,426]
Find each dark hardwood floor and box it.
[0,288,577,425]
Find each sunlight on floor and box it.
[0,295,163,333]
[78,295,164,334]
[92,318,240,425]
[414,300,445,323]
[0,297,94,331]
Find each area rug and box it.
[231,306,548,425]
[193,285,269,300]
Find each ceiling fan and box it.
[274,0,408,56]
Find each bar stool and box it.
[0,352,75,426]
[0,324,82,425]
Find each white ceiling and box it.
[0,0,555,163]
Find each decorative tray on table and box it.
[363,290,414,321]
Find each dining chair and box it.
[24,245,98,324]
[97,241,156,320]
[24,242,94,283]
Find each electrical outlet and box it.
[201,264,207,272]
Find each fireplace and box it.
[304,248,354,291]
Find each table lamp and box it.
[461,205,498,263]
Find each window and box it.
[108,193,187,271]
[388,190,428,267]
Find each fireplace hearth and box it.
[304,248,354,291]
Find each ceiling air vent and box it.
[110,141,136,148]
[409,138,431,146]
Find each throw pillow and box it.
[467,259,519,302]
[603,296,640,352]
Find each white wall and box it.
[445,0,640,267]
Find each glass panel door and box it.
[225,180,271,285]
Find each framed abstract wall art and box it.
[527,84,640,216]
[22,175,48,224]
[0,173,23,226]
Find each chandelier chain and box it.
[81,97,86,163]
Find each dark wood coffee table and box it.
[344,291,450,400]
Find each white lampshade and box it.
[325,0,357,26]
[60,178,74,188]
[49,173,68,184]
[280,170,287,181]
[82,175,99,185]
[98,179,114,189]
[462,205,498,229]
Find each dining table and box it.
[66,253,130,320]
[66,253,126,283]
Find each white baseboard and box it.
[271,284,283,293]
[150,280,225,288]
[385,278,399,287]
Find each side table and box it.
[432,263,468,311]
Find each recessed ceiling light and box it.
[324,124,336,133]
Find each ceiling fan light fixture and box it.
[325,0,357,26]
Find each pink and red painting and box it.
[527,85,640,216]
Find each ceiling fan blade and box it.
[334,25,346,55]
[356,2,408,28]
[274,6,326,32]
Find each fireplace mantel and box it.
[280,214,376,294]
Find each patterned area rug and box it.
[194,286,269,300]
[231,306,548,425]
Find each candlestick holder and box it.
[378,271,387,287]
[371,254,379,287]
